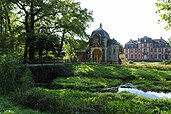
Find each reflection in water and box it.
[118,88,171,99]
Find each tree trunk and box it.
[23,11,29,63]
[57,29,66,57]
[28,0,35,62]
[2,2,14,52]
[23,39,29,63]
[0,16,2,34]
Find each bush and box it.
[129,60,134,64]
[0,54,33,94]
[163,60,171,65]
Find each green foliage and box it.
[14,88,171,114]
[0,96,46,114]
[0,0,93,62]
[51,76,121,91]
[162,60,171,65]
[6,63,171,113]
[72,64,171,92]
[156,0,171,30]
[63,39,88,62]
[128,60,134,64]
[0,54,33,94]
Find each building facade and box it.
[89,24,119,63]
[124,36,170,62]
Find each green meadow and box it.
[1,62,171,114]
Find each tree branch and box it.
[15,1,27,14]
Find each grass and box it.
[3,62,171,114]
[0,96,47,114]
[51,76,121,91]
[14,88,171,114]
[71,64,171,92]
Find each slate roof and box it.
[126,40,138,45]
[124,36,170,48]
[91,24,110,39]
[108,38,118,45]
[153,39,168,44]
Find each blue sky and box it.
[75,0,171,45]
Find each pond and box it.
[118,87,171,99]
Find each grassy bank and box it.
[69,64,171,92]
[2,61,171,114]
[0,96,46,114]
[14,88,171,114]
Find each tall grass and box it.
[51,76,121,91]
[14,88,171,114]
[3,63,171,113]
[0,96,47,114]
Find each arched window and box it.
[113,48,115,53]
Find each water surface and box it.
[118,88,171,99]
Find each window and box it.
[135,49,137,53]
[131,54,133,59]
[126,54,128,58]
[158,48,161,52]
[150,54,153,59]
[144,44,147,47]
[154,48,157,52]
[151,48,153,52]
[113,49,115,53]
[135,54,137,58]
[131,49,133,53]
[150,44,153,47]
[154,54,157,59]
[158,54,162,59]
[165,48,168,52]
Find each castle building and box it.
[89,24,119,63]
[124,36,171,61]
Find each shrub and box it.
[129,60,134,64]
[163,60,171,65]
[0,54,33,94]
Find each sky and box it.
[74,0,171,45]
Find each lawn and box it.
[70,64,171,92]
[2,63,171,114]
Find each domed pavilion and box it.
[89,23,119,63]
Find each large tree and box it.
[0,0,14,54]
[39,0,93,57]
[156,0,171,30]
[7,0,93,63]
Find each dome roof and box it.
[91,23,110,39]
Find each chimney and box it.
[160,37,162,39]
[100,23,102,28]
